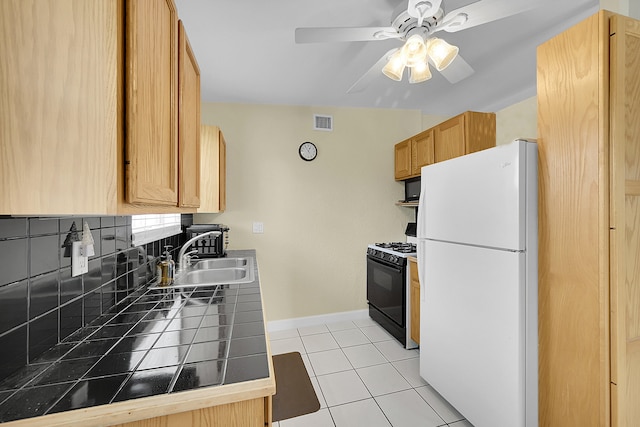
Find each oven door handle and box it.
[367,255,404,273]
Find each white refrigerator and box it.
[416,139,538,427]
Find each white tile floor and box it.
[269,318,474,427]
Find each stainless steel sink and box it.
[193,257,250,269]
[165,257,255,288]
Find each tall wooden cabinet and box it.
[198,126,226,213]
[394,111,495,181]
[537,10,640,427]
[0,0,202,215]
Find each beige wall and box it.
[600,0,640,18]
[196,100,537,322]
[495,96,537,145]
[196,103,423,321]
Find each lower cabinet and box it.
[409,258,420,345]
[198,125,227,213]
[114,397,271,427]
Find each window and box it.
[131,214,182,246]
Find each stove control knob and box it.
[389,255,398,264]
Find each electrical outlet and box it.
[71,241,88,277]
[252,222,264,234]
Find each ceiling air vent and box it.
[314,114,333,131]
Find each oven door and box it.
[366,255,405,327]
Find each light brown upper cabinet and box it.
[537,10,640,427]
[198,126,227,213]
[434,111,496,163]
[394,111,495,181]
[412,128,435,176]
[0,0,120,215]
[125,0,179,206]
[394,139,412,180]
[394,129,434,180]
[0,0,201,215]
[177,20,201,208]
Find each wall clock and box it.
[298,141,317,161]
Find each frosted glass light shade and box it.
[427,37,459,71]
[409,61,432,83]
[382,50,406,81]
[401,34,428,67]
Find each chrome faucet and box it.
[177,231,221,272]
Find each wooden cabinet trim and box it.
[409,259,420,345]
[219,132,227,212]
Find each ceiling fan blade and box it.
[295,27,401,43]
[436,54,474,84]
[347,48,398,94]
[440,0,537,33]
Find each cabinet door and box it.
[411,129,434,175]
[409,259,420,345]
[464,111,496,154]
[394,139,412,180]
[125,0,179,206]
[198,126,226,213]
[0,0,119,215]
[609,14,640,427]
[434,115,465,163]
[178,20,200,208]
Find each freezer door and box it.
[419,240,536,427]
[418,140,535,251]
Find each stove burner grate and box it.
[374,242,416,253]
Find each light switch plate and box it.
[71,241,88,277]
[252,222,264,234]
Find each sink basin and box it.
[193,257,250,269]
[184,267,249,284]
[167,257,256,288]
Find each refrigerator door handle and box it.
[417,239,426,302]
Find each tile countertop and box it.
[0,249,275,427]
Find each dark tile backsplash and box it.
[0,215,191,382]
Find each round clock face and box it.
[299,141,317,161]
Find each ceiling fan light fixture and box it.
[409,61,432,84]
[401,34,428,67]
[426,37,459,71]
[382,50,406,81]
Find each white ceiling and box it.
[174,0,599,116]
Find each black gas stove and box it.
[366,241,418,349]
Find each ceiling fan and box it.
[295,0,538,92]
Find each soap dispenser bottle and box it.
[158,246,175,286]
[165,246,175,284]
